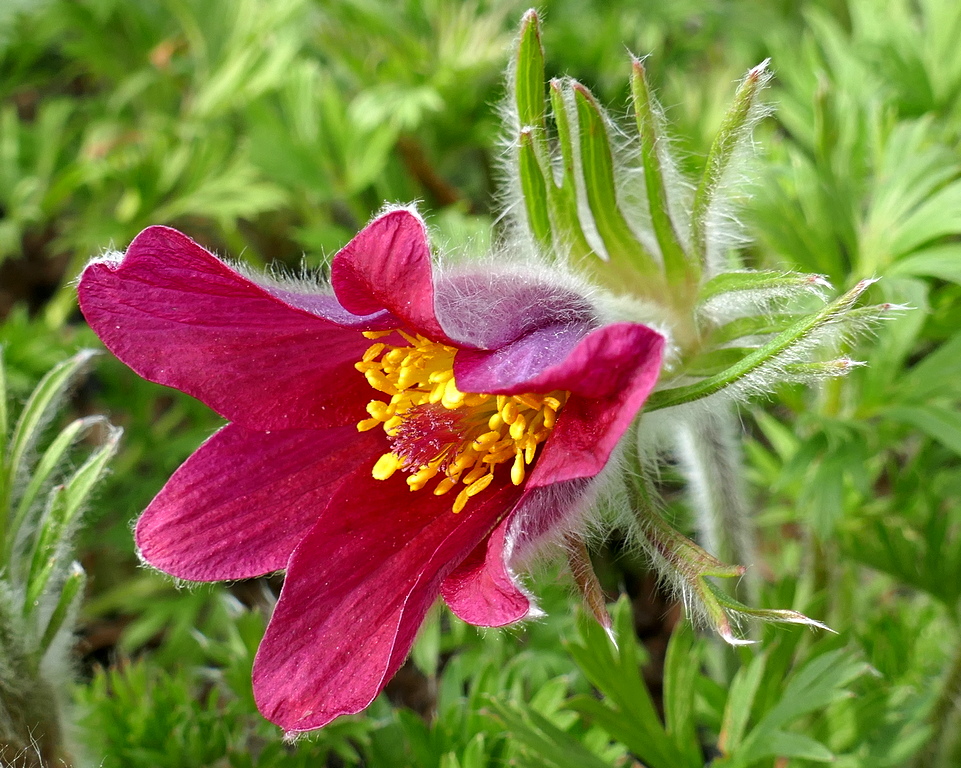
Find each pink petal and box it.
[501,478,596,568]
[252,468,524,733]
[136,424,384,581]
[78,225,383,431]
[441,519,532,626]
[331,210,451,342]
[455,322,664,485]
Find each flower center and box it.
[355,330,568,513]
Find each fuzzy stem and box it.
[675,406,758,606]
[0,599,73,768]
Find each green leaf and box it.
[572,82,662,286]
[691,61,769,267]
[886,405,961,456]
[514,10,546,133]
[566,599,697,768]
[6,349,97,497]
[730,650,866,766]
[630,58,692,288]
[26,425,121,609]
[746,730,835,763]
[708,314,804,345]
[698,270,829,305]
[888,177,961,258]
[650,280,874,410]
[519,130,553,250]
[895,329,961,403]
[683,347,755,378]
[546,81,594,261]
[889,243,961,284]
[37,561,85,657]
[0,351,7,469]
[10,416,107,558]
[662,623,701,764]
[487,698,612,768]
[718,652,767,755]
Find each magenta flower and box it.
[78,209,664,733]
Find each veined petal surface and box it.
[136,424,384,581]
[79,226,383,430]
[331,209,450,343]
[252,466,524,733]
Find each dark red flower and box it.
[78,209,664,733]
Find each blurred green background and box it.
[4,0,961,765]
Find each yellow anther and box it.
[524,437,537,464]
[383,415,403,434]
[366,400,391,419]
[462,465,488,485]
[396,365,419,390]
[515,394,543,410]
[407,464,439,491]
[372,453,404,480]
[543,407,557,429]
[362,343,386,362]
[434,477,458,496]
[451,453,476,473]
[472,431,501,449]
[356,331,569,512]
[441,378,465,409]
[364,369,396,394]
[428,383,446,404]
[466,472,494,497]
[384,347,407,366]
[511,450,526,485]
[483,447,515,464]
[452,488,471,514]
[362,330,393,339]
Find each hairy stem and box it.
[675,406,757,606]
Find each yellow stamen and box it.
[511,450,526,485]
[355,332,569,513]
[372,453,404,480]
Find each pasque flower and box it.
[78,208,664,732]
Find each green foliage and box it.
[2,0,961,765]
[0,350,120,765]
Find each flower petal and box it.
[330,209,450,342]
[78,225,383,430]
[435,270,596,349]
[252,469,524,733]
[441,519,533,626]
[501,478,596,568]
[455,322,664,484]
[136,424,383,581]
